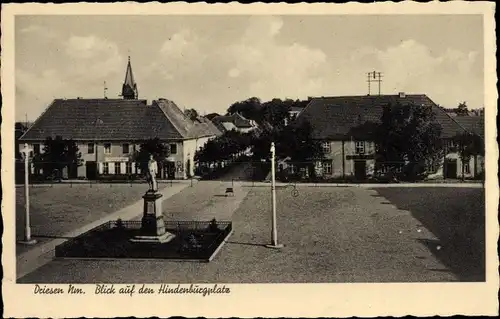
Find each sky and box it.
[15,14,484,122]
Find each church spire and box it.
[122,56,138,99]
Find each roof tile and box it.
[297,94,466,140]
[20,98,217,141]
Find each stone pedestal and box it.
[130,191,175,244]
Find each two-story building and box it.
[18,58,221,180]
[288,93,484,180]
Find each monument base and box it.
[18,239,38,245]
[130,232,176,244]
[129,190,176,244]
[265,244,284,249]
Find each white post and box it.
[266,142,283,249]
[19,143,37,245]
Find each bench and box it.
[225,187,234,196]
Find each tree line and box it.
[17,97,484,182]
[194,97,484,181]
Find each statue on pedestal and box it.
[146,154,158,192]
[130,154,175,244]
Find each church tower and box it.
[122,56,138,99]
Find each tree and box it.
[227,97,263,121]
[261,98,300,129]
[253,120,324,179]
[184,108,199,121]
[34,136,83,178]
[374,102,444,180]
[452,132,484,180]
[456,101,469,116]
[132,138,170,175]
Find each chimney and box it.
[399,92,406,98]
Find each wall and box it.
[221,122,237,131]
[181,136,212,178]
[79,142,138,176]
[427,151,479,179]
[321,140,376,178]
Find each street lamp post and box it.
[266,142,283,249]
[18,143,37,245]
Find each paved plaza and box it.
[17,182,484,283]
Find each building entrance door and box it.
[166,161,176,179]
[445,159,458,179]
[354,160,367,181]
[86,161,98,180]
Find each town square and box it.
[3,4,497,318]
[13,12,487,284]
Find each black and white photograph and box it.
[2,2,498,318]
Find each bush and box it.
[208,218,220,232]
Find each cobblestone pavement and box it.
[17,185,482,283]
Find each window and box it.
[323,161,332,175]
[126,162,132,174]
[355,141,365,154]
[378,165,388,174]
[447,140,457,149]
[170,143,177,154]
[103,162,109,174]
[428,161,439,174]
[115,162,121,174]
[289,164,296,174]
[33,144,40,154]
[87,143,95,154]
[122,143,130,154]
[463,162,470,174]
[104,143,111,154]
[322,142,331,153]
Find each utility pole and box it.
[367,73,371,95]
[18,143,37,245]
[367,71,383,95]
[104,81,108,99]
[266,142,283,249]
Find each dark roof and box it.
[200,117,223,136]
[290,106,305,112]
[205,113,220,121]
[454,116,485,138]
[297,94,466,140]
[20,98,218,141]
[213,113,254,128]
[191,116,223,137]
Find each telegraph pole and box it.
[367,71,383,95]
[104,81,108,99]
[18,143,37,245]
[266,142,283,249]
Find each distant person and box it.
[146,154,158,192]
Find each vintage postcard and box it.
[1,2,498,317]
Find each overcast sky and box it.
[15,14,484,121]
